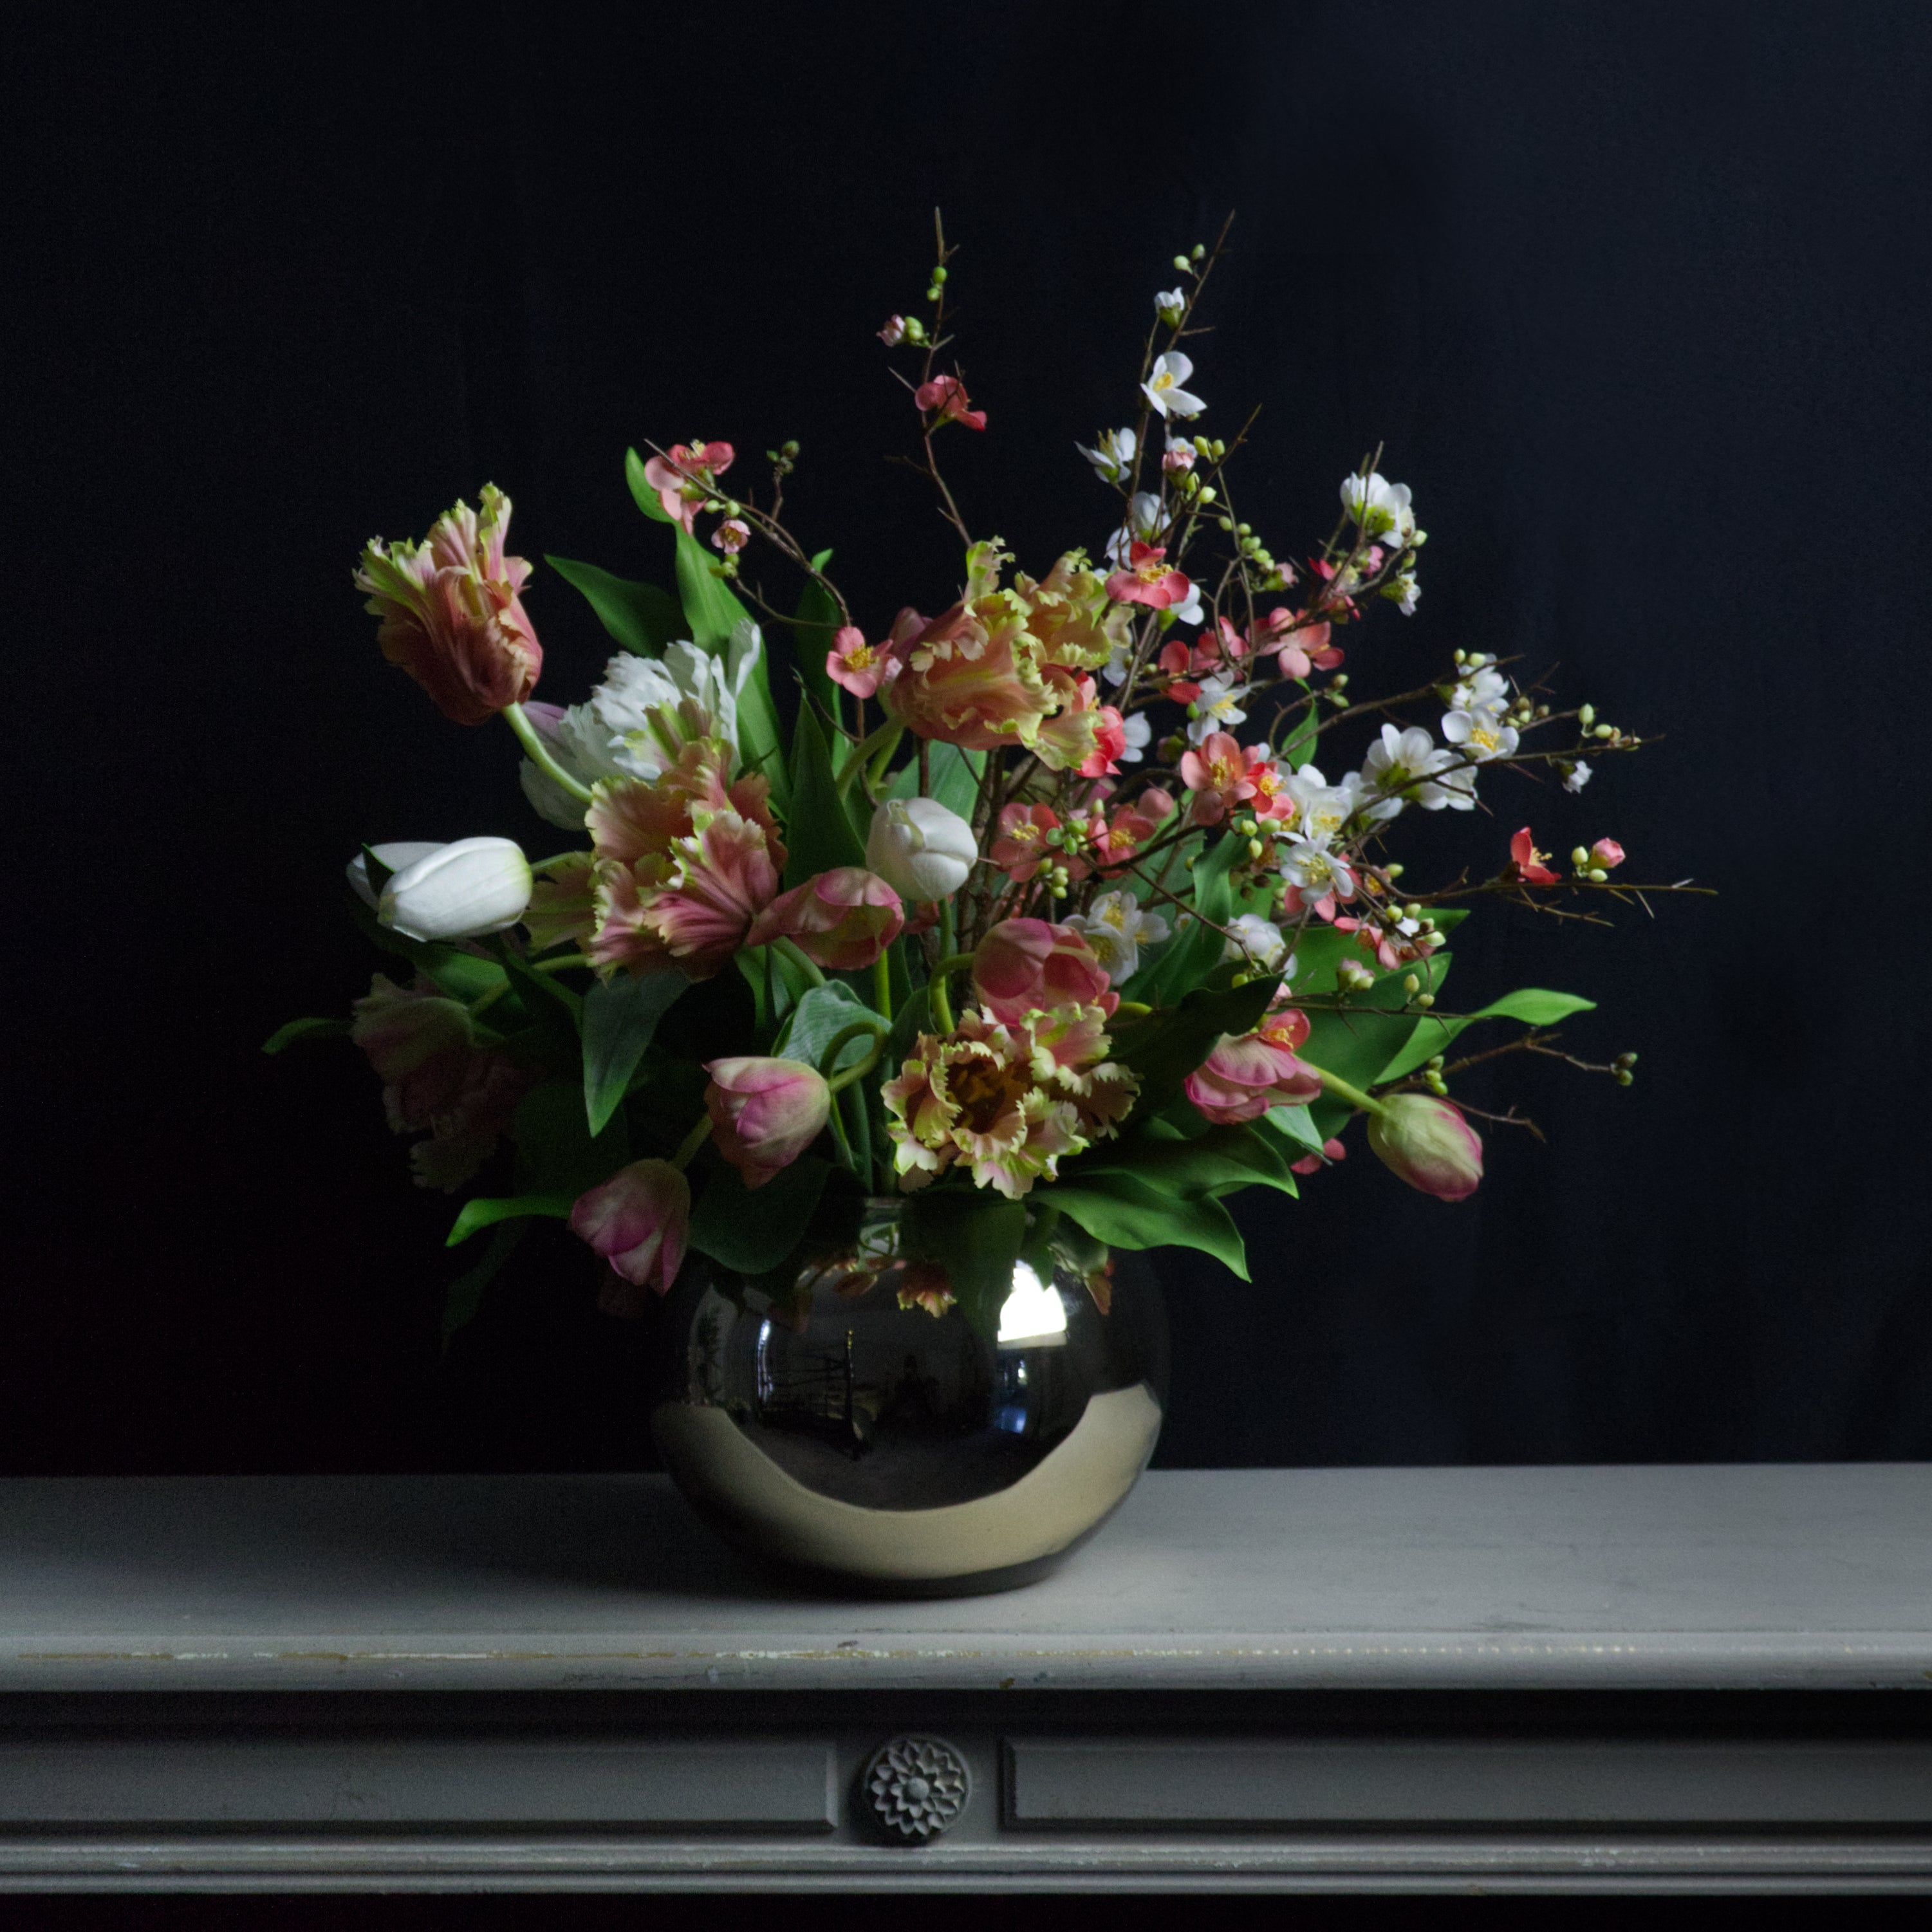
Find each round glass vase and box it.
[649,1197,1169,1597]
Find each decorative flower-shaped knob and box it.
[862,1735,971,1841]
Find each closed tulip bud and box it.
[745,866,904,972]
[568,1158,691,1295]
[346,841,444,909]
[705,1057,832,1189]
[866,795,978,901]
[377,837,532,942]
[1367,1093,1484,1201]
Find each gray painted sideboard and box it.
[0,1464,1926,1892]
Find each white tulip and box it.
[377,837,533,943]
[866,796,978,902]
[346,841,445,909]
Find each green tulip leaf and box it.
[687,1155,835,1276]
[1044,1172,1250,1279]
[581,969,687,1136]
[445,1193,577,1248]
[261,1016,348,1055]
[785,700,868,887]
[546,553,681,657]
[1375,985,1599,1086]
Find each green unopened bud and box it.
[1571,847,1590,869]
[1614,1066,1634,1086]
[1193,435,1212,457]
[1578,703,1596,728]
[1329,692,1350,708]
[1197,487,1218,506]
[925,286,942,303]
[1453,649,1468,665]
[1210,439,1227,459]
[1427,1054,1445,1071]
[1217,516,1234,531]
[1191,243,1206,260]
[1403,974,1420,994]
[1384,863,1405,880]
[1332,673,1350,688]
[1236,521,1252,535]
[1172,254,1191,272]
[1588,867,1609,883]
[931,265,947,283]
[1593,722,1614,739]
[1248,839,1263,860]
[1415,992,1435,1010]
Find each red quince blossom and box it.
[747,866,904,972]
[914,373,987,431]
[1180,731,1247,824]
[825,624,889,699]
[1184,1001,1324,1126]
[642,441,735,534]
[1506,827,1560,887]
[1106,541,1193,610]
[354,486,543,727]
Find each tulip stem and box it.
[671,1116,712,1170]
[532,952,593,974]
[773,936,827,989]
[503,702,595,806]
[821,1020,889,1093]
[928,961,956,1036]
[1314,1066,1391,1120]
[873,952,893,1022]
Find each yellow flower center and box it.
[846,642,875,669]
[946,1052,1032,1134]
[1152,371,1175,392]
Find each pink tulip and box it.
[1366,1094,1484,1202]
[973,918,1113,1025]
[353,485,543,726]
[569,1158,692,1294]
[746,866,904,971]
[1185,1005,1323,1126]
[705,1057,833,1189]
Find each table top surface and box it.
[0,1465,1925,1694]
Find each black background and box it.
[8,0,1930,1478]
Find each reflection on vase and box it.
[651,1199,1167,1595]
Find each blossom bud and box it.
[569,1158,691,1295]
[1590,838,1627,870]
[1367,1093,1483,1202]
[1172,254,1190,272]
[878,315,909,344]
[1578,703,1596,728]
[866,795,978,901]
[1337,959,1377,994]
[376,837,532,942]
[1571,847,1591,869]
[705,1057,833,1189]
[746,866,904,971]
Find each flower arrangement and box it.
[272,219,1684,1342]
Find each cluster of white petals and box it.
[1062,890,1169,983]
[1078,427,1137,485]
[521,623,765,828]
[1142,351,1205,419]
[1340,470,1417,548]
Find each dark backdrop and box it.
[7,0,1929,1475]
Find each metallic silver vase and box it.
[651,1198,1168,1596]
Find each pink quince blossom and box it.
[1091,790,1173,874]
[746,866,904,972]
[711,517,750,554]
[1591,837,1627,869]
[642,441,735,534]
[353,485,543,727]
[1106,541,1193,610]
[878,315,909,345]
[914,373,987,431]
[973,918,1115,1025]
[705,1056,833,1189]
[1185,1003,1324,1126]
[825,624,889,699]
[1367,1094,1484,1202]
[990,802,1071,884]
[569,1158,692,1296]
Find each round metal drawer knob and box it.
[863,1735,971,1840]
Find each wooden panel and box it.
[0,1738,836,1832]
[1006,1738,1932,1828]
